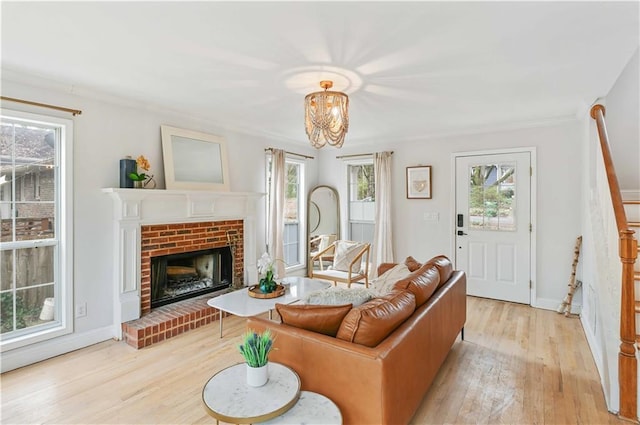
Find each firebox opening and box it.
[151,246,232,309]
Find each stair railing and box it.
[591,104,638,421]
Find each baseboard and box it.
[580,314,613,411]
[533,297,582,315]
[0,326,116,373]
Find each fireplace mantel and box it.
[103,188,263,337]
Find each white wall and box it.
[605,48,640,191]
[0,75,317,371]
[318,120,584,309]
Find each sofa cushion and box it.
[303,287,374,307]
[276,303,353,337]
[425,255,454,288]
[336,290,416,347]
[371,263,412,296]
[393,263,440,307]
[404,256,423,272]
[332,240,367,274]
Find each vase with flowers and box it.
[128,155,156,189]
[257,252,279,294]
[238,329,274,387]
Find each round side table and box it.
[202,362,300,424]
[260,391,342,424]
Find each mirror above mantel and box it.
[307,185,340,271]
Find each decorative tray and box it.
[247,284,286,299]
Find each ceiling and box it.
[2,1,638,147]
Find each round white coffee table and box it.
[260,390,342,424]
[202,362,300,424]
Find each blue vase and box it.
[119,157,136,188]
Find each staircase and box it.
[628,200,640,343]
[591,105,638,422]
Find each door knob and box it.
[457,230,468,236]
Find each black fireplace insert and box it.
[151,246,232,308]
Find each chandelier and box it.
[304,80,349,148]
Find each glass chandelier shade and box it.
[304,80,349,149]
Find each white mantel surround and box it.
[103,188,263,338]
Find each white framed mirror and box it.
[161,125,230,191]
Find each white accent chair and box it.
[309,240,370,288]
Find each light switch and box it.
[423,212,439,222]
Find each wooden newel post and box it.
[618,229,638,421]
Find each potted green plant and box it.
[238,329,274,387]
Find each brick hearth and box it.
[121,294,223,349]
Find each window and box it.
[468,162,516,231]
[0,110,73,350]
[347,160,375,243]
[283,161,303,267]
[266,155,305,270]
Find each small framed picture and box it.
[406,166,432,199]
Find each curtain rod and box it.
[335,151,394,159]
[265,148,314,159]
[1,96,82,116]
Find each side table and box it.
[202,362,300,424]
[260,391,342,424]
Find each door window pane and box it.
[469,163,516,231]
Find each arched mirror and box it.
[307,185,340,270]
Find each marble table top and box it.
[260,390,342,424]
[202,362,301,424]
[207,276,330,317]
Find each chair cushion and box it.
[393,263,440,306]
[275,303,353,337]
[303,287,374,307]
[336,290,416,347]
[371,263,412,296]
[332,241,366,273]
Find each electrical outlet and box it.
[75,302,87,318]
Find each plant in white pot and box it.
[238,329,274,387]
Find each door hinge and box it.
[529,223,532,232]
[529,280,533,289]
[530,167,533,176]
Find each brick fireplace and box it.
[140,220,243,314]
[103,188,262,348]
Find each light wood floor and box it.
[0,296,625,424]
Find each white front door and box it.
[455,152,532,304]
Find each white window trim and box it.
[0,109,74,352]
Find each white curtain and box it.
[372,151,394,276]
[268,149,286,278]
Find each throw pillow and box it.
[332,241,367,274]
[303,287,375,307]
[370,263,412,296]
[275,303,352,337]
[336,290,416,347]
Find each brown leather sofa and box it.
[247,256,466,425]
